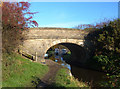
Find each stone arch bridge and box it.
[20,28,91,64]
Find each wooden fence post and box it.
[35,52,37,62]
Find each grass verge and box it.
[2,53,48,87]
[52,68,89,88]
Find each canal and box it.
[51,55,108,87]
[71,65,108,86]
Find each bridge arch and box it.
[19,27,90,64]
[44,41,87,64]
[44,39,84,55]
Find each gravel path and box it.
[37,60,62,88]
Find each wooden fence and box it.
[18,49,37,61]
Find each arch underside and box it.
[45,42,87,64]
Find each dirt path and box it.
[37,60,62,88]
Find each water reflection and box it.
[52,55,108,86]
[55,55,71,70]
[72,65,108,86]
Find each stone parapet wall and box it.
[23,28,88,39]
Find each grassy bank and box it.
[2,53,48,87]
[52,68,89,88]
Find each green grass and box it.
[52,68,89,88]
[2,53,48,87]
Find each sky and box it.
[28,2,118,28]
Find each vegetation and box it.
[2,2,38,53]
[51,68,89,88]
[1,2,42,88]
[93,19,120,87]
[62,51,71,63]
[2,53,48,87]
[77,19,120,87]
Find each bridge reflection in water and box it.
[53,55,108,87]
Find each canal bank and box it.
[37,59,89,88]
[49,55,109,87]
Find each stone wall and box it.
[23,27,88,39]
[20,39,84,61]
[20,27,90,63]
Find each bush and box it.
[93,54,120,74]
[2,2,38,53]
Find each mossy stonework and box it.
[19,28,92,64]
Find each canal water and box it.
[52,55,108,86]
[71,65,108,86]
